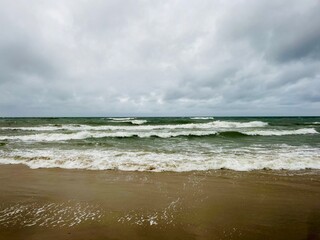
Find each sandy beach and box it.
[0,164,319,239]
[1,0,320,237]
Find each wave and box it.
[131,120,148,125]
[244,128,318,136]
[218,131,248,137]
[106,118,147,125]
[0,130,218,141]
[1,147,319,172]
[190,117,214,120]
[0,128,317,142]
[107,117,135,121]
[0,120,268,132]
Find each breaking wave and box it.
[0,147,319,172]
[0,130,218,141]
[106,118,147,125]
[244,128,318,136]
[0,128,317,142]
[0,120,268,132]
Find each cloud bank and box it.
[0,0,319,116]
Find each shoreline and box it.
[0,164,319,239]
[1,162,319,174]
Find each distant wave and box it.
[107,117,135,121]
[106,118,147,125]
[190,117,214,120]
[130,120,148,125]
[0,120,268,132]
[0,128,317,142]
[1,147,319,172]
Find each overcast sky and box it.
[0,0,319,117]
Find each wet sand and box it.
[0,164,319,240]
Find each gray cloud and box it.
[0,0,319,116]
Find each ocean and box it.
[0,116,319,172]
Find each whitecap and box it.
[0,130,219,141]
[107,117,135,121]
[0,146,319,172]
[244,128,318,136]
[131,120,147,125]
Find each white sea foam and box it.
[0,127,317,142]
[106,117,147,124]
[131,120,148,125]
[0,131,94,141]
[244,128,318,136]
[0,130,219,141]
[118,198,180,226]
[0,146,319,172]
[0,201,103,228]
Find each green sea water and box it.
[0,117,319,172]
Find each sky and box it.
[0,0,319,117]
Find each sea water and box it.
[0,117,319,172]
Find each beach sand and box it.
[0,164,319,239]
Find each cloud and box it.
[0,0,319,116]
